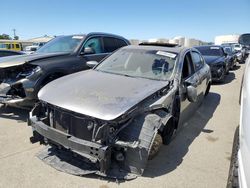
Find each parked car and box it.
[222,43,244,64]
[0,49,24,57]
[227,33,250,188]
[29,43,211,179]
[233,43,244,63]
[0,33,130,108]
[223,46,237,69]
[25,42,47,52]
[195,45,230,82]
[0,42,23,51]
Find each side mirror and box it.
[86,61,98,68]
[186,85,197,102]
[81,47,95,55]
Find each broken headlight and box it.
[18,66,42,78]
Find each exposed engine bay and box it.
[0,64,40,107]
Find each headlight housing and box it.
[18,65,42,78]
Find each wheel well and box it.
[173,93,181,129]
[41,72,65,87]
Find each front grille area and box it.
[44,104,104,142]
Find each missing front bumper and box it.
[29,116,138,180]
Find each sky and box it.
[1,0,250,42]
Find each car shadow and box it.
[143,92,221,178]
[0,105,29,122]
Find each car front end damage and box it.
[0,64,42,108]
[29,81,177,179]
[208,63,226,82]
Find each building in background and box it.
[27,35,53,43]
[0,35,54,50]
[129,39,140,45]
[137,36,208,47]
[214,34,239,45]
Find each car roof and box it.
[87,32,130,43]
[123,45,188,54]
[194,45,222,49]
[54,33,129,42]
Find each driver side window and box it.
[182,52,195,80]
[83,37,103,54]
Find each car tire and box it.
[162,117,175,145]
[162,95,180,145]
[220,67,226,83]
[226,127,239,188]
[118,114,163,175]
[148,133,163,160]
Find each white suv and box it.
[227,33,250,188]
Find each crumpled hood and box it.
[38,70,168,121]
[203,55,224,65]
[0,52,69,68]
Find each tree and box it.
[14,36,19,40]
[0,34,12,40]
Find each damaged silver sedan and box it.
[29,44,211,179]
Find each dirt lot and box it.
[0,64,244,188]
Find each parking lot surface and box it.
[0,64,244,188]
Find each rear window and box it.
[103,37,127,53]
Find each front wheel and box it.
[148,133,163,160]
[219,67,226,83]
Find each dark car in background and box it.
[29,43,211,179]
[222,43,244,64]
[0,33,130,108]
[223,46,237,69]
[0,49,24,57]
[195,45,230,82]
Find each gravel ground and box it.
[0,64,244,188]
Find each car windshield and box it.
[95,48,177,81]
[196,46,223,56]
[224,47,232,54]
[37,35,85,53]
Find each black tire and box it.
[226,127,239,188]
[162,95,180,145]
[148,133,163,160]
[219,67,226,83]
[162,117,175,145]
[119,114,163,175]
[226,66,230,75]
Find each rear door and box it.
[103,37,128,54]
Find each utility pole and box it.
[12,29,16,39]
